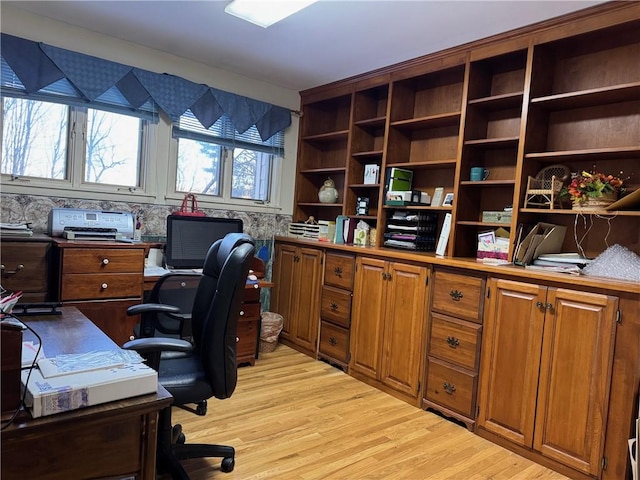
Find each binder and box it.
[385,167,413,192]
[514,222,567,266]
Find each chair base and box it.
[158,407,235,479]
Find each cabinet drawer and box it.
[1,242,50,296]
[62,248,144,274]
[425,357,477,418]
[429,313,481,371]
[243,285,261,303]
[61,273,142,301]
[321,285,352,328]
[237,318,258,358]
[324,252,355,290]
[319,321,349,363]
[239,302,260,320]
[431,269,485,323]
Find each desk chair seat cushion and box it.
[158,353,214,405]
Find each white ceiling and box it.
[5,0,604,92]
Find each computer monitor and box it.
[164,215,243,269]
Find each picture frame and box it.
[443,193,454,206]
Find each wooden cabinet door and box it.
[381,261,428,398]
[350,257,386,379]
[534,289,617,476]
[291,247,323,353]
[71,299,140,346]
[271,244,297,339]
[477,278,546,447]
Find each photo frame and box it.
[443,193,454,206]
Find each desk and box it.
[143,256,274,366]
[1,307,172,480]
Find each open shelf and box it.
[530,82,640,110]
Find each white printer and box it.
[48,208,135,241]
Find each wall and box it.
[0,5,298,244]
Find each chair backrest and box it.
[191,233,255,399]
[141,273,201,337]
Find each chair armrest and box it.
[122,337,193,370]
[127,303,181,316]
[122,337,193,354]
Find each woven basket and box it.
[259,312,284,353]
[572,192,617,211]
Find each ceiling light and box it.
[225,0,318,28]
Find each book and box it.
[22,362,157,418]
[431,187,444,207]
[435,213,452,256]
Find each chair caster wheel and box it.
[172,425,185,444]
[221,457,235,473]
[196,400,207,416]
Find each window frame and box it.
[0,94,156,200]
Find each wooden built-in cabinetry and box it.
[423,268,485,430]
[278,5,639,480]
[293,3,639,260]
[350,256,428,405]
[477,278,618,478]
[318,251,355,370]
[270,243,323,357]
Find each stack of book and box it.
[525,253,592,275]
[0,222,33,237]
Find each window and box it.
[173,111,282,203]
[1,96,147,190]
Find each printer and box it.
[48,208,135,241]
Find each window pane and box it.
[231,148,271,201]
[176,138,221,196]
[85,110,141,187]
[1,97,68,179]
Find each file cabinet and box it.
[53,239,146,345]
[0,235,51,303]
[423,267,485,430]
[318,251,355,370]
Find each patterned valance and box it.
[1,33,291,141]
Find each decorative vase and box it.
[318,178,339,204]
[572,192,618,210]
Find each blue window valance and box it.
[0,33,291,141]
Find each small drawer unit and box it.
[53,240,146,346]
[423,267,485,430]
[318,251,355,370]
[0,236,51,303]
[237,296,261,366]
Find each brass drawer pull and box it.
[449,290,463,301]
[330,302,338,311]
[333,266,343,277]
[1,263,24,275]
[446,336,459,348]
[443,382,456,395]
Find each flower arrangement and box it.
[563,170,624,206]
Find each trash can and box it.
[259,312,283,353]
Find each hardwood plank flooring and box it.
[164,345,569,479]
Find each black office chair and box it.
[123,233,256,479]
[134,272,201,340]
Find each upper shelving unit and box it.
[295,4,640,260]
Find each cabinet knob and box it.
[101,283,108,289]
[329,336,337,346]
[330,302,338,311]
[449,290,463,301]
[545,302,553,312]
[236,337,239,343]
[102,258,110,265]
[446,336,459,348]
[333,266,343,277]
[239,310,245,316]
[442,382,456,395]
[536,301,545,310]
[1,263,24,275]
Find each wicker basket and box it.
[259,312,284,353]
[572,192,618,211]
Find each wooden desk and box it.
[1,307,172,480]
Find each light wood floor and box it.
[166,345,569,479]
